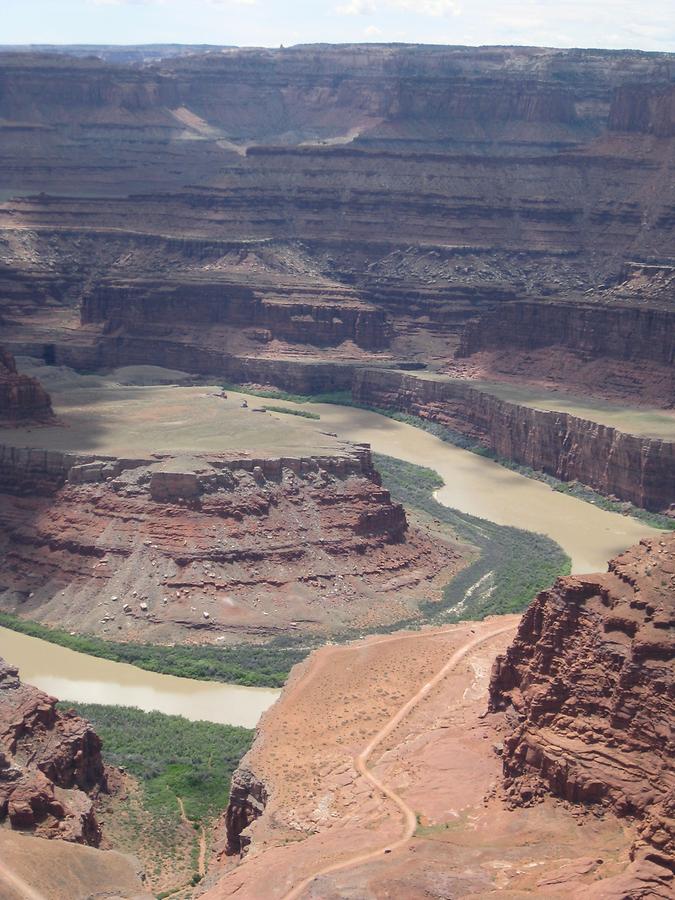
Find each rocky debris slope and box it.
[0,446,459,641]
[352,368,675,511]
[0,657,106,845]
[0,348,53,423]
[489,535,675,882]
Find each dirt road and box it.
[281,623,516,900]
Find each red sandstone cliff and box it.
[0,348,53,423]
[0,657,106,845]
[0,446,458,641]
[352,368,675,511]
[489,535,674,881]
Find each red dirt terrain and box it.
[202,535,674,899]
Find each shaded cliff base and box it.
[201,619,663,900]
[0,347,53,424]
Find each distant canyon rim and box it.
[0,40,673,900]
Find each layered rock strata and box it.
[0,348,53,423]
[489,535,675,875]
[1,45,674,382]
[457,301,675,368]
[0,445,458,640]
[352,368,675,511]
[454,299,675,405]
[82,277,392,351]
[0,657,106,845]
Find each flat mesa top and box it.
[0,362,348,459]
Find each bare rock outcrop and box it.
[0,348,53,423]
[0,657,106,845]
[0,446,458,641]
[489,535,675,880]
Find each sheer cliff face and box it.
[489,535,675,872]
[352,368,675,512]
[0,348,53,423]
[0,658,106,845]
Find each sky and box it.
[2,0,674,53]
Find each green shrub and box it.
[374,453,571,620]
[58,702,252,825]
[263,405,320,419]
[0,612,306,686]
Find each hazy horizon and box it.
[3,1,674,54]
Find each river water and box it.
[0,395,661,726]
[0,626,279,728]
[294,401,661,575]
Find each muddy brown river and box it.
[0,626,279,728]
[0,377,662,725]
[294,400,662,575]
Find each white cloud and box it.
[89,0,256,5]
[337,0,460,17]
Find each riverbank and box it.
[0,624,279,727]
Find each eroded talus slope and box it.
[0,447,458,641]
[490,535,675,878]
[0,348,53,423]
[0,657,106,845]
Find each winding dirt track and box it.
[281,623,516,900]
[177,796,207,877]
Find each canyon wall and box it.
[1,45,674,377]
[489,534,675,877]
[457,300,675,365]
[0,657,106,845]
[0,348,53,423]
[352,368,675,511]
[608,83,675,137]
[82,278,391,351]
[0,444,458,641]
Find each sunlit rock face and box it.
[490,534,675,875]
[0,657,107,845]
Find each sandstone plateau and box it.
[0,656,106,845]
[0,39,673,900]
